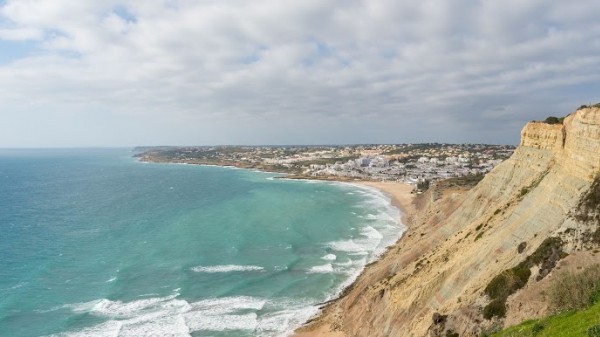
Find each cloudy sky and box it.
[0,0,599,147]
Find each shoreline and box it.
[137,158,416,337]
[292,181,415,337]
[351,180,415,225]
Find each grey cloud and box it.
[0,0,599,147]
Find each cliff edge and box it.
[297,106,600,337]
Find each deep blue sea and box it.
[0,149,404,337]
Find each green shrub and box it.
[526,237,564,266]
[544,116,562,124]
[485,267,531,301]
[588,324,600,337]
[574,175,600,224]
[483,237,564,319]
[484,299,507,319]
[532,322,545,336]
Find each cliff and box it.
[297,106,600,337]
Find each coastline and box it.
[293,180,415,337]
[352,181,415,225]
[136,158,416,337]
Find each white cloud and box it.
[0,27,42,40]
[0,0,599,147]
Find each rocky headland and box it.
[295,106,600,337]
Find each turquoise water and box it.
[0,149,404,337]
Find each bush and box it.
[484,299,507,319]
[526,237,564,266]
[483,238,564,319]
[548,264,600,312]
[485,267,531,300]
[589,325,600,337]
[589,324,600,337]
[483,266,531,319]
[544,116,562,124]
[574,175,600,224]
[532,322,545,336]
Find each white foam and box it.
[334,259,353,267]
[321,254,337,261]
[56,284,355,337]
[47,320,123,337]
[307,263,334,273]
[328,239,367,253]
[361,225,384,239]
[66,294,188,319]
[57,295,268,337]
[184,312,258,331]
[256,306,320,337]
[106,277,117,283]
[309,181,407,315]
[255,298,320,337]
[119,315,191,336]
[364,212,395,221]
[189,296,266,313]
[190,265,264,273]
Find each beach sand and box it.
[354,181,415,222]
[293,181,415,337]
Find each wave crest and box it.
[190,265,264,273]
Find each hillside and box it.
[296,106,600,337]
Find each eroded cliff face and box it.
[299,107,600,337]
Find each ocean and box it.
[0,148,404,337]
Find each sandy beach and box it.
[353,181,415,222]
[293,180,416,337]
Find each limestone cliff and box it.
[298,107,600,337]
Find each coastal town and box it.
[135,143,515,187]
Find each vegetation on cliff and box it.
[578,103,600,110]
[294,106,600,337]
[483,238,566,319]
[491,264,600,337]
[574,175,600,225]
[542,116,564,125]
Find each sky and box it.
[0,0,599,147]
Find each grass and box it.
[491,265,600,337]
[489,300,600,337]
